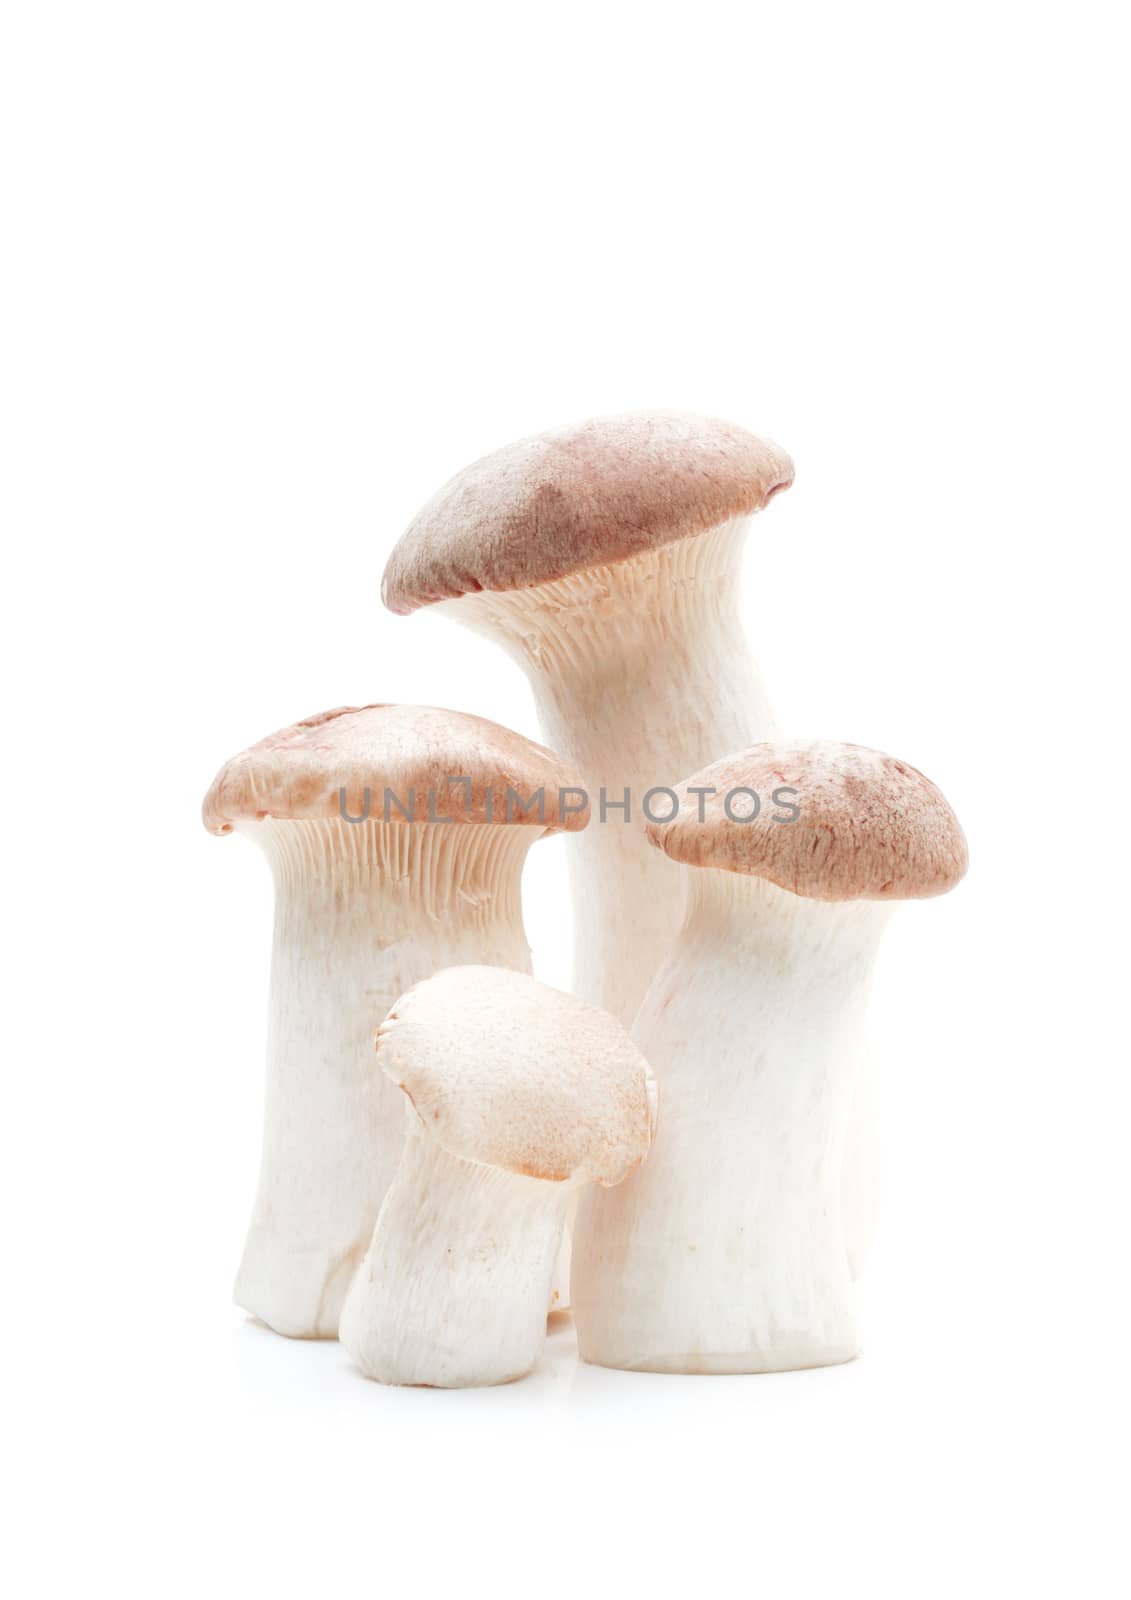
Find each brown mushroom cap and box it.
[202,704,591,836]
[382,410,794,616]
[646,741,967,902]
[377,966,657,1187]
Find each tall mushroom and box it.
[571,741,967,1375]
[202,704,588,1338]
[339,965,657,1387]
[381,410,793,1028]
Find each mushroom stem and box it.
[339,1122,571,1386]
[442,519,775,1026]
[572,871,890,1374]
[234,818,534,1338]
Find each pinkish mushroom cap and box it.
[382,410,794,615]
[647,741,968,902]
[202,704,591,836]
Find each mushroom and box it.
[202,704,588,1339]
[339,965,657,1387]
[381,410,793,1028]
[570,741,967,1375]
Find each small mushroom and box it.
[382,410,793,1028]
[339,965,657,1387]
[202,704,588,1338]
[571,741,967,1375]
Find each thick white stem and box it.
[444,519,774,1026]
[339,1122,570,1386]
[443,522,878,1272]
[571,873,890,1373]
[233,819,534,1338]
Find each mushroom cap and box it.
[202,704,591,836]
[647,741,967,902]
[377,966,658,1187]
[382,410,794,615]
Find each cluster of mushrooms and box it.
[204,411,968,1386]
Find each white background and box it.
[4,3,1128,1596]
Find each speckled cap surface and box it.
[202,704,591,835]
[382,410,794,615]
[377,966,658,1186]
[647,741,967,901]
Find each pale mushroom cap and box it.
[647,741,968,901]
[376,966,658,1186]
[202,704,591,835]
[382,410,794,615]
